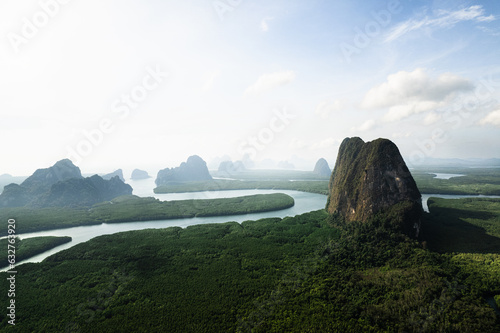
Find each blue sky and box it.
[1,0,500,176]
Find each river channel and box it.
[5,178,500,268]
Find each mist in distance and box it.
[1,1,500,176]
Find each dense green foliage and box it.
[154,179,330,195]
[0,236,71,268]
[0,193,294,236]
[1,198,499,332]
[253,212,499,332]
[413,168,500,195]
[422,197,500,253]
[0,206,97,236]
[0,210,339,332]
[91,193,295,222]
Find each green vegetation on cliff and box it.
[0,193,294,236]
[327,137,422,238]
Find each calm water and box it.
[5,182,327,268]
[4,177,500,270]
[430,173,465,180]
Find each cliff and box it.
[0,159,83,207]
[102,169,125,182]
[156,155,212,186]
[34,175,133,207]
[0,160,132,208]
[326,137,422,237]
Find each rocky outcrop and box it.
[20,159,83,194]
[0,160,132,208]
[327,137,422,237]
[156,155,212,186]
[34,175,132,207]
[0,159,83,207]
[0,183,33,207]
[102,169,125,182]
[131,169,151,180]
[313,158,331,177]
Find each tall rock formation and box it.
[131,169,151,180]
[20,158,83,193]
[156,155,212,186]
[0,159,83,207]
[35,175,132,207]
[313,158,331,177]
[102,169,125,182]
[0,159,132,208]
[327,137,422,237]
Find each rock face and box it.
[35,175,133,207]
[0,159,132,208]
[102,169,125,182]
[327,137,422,237]
[0,159,83,207]
[131,169,151,180]
[156,155,212,186]
[313,158,331,177]
[21,159,83,193]
[0,174,27,195]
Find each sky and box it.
[1,0,500,176]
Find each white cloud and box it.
[289,138,307,150]
[244,70,296,96]
[361,68,473,122]
[351,119,376,132]
[260,17,274,32]
[392,131,413,139]
[385,5,496,42]
[423,112,442,125]
[201,71,220,92]
[479,109,500,127]
[477,26,500,37]
[315,100,343,119]
[310,138,340,150]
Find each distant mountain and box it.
[218,161,246,173]
[21,159,83,194]
[313,158,331,177]
[102,169,125,181]
[34,175,132,208]
[408,157,500,168]
[156,156,212,186]
[131,169,151,180]
[0,174,28,194]
[278,161,295,170]
[0,160,132,208]
[0,159,83,207]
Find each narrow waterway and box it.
[3,177,500,269]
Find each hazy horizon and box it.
[2,1,500,176]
